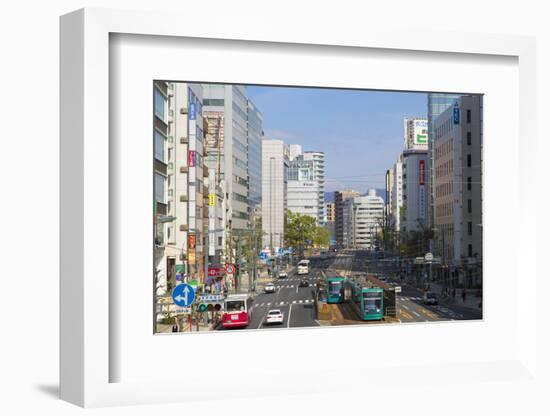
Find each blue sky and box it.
[248,86,427,193]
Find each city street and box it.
[227,270,321,330]
[309,249,482,324]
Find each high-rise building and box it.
[391,157,404,233]
[342,189,385,250]
[247,99,263,212]
[287,156,321,220]
[303,151,326,224]
[433,95,482,287]
[158,82,207,294]
[325,202,336,223]
[262,139,289,250]
[203,84,251,234]
[427,93,462,232]
[153,81,170,296]
[335,189,360,247]
[401,149,429,233]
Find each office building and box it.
[427,93,462,232]
[262,139,290,249]
[401,149,429,233]
[342,189,385,250]
[156,82,207,294]
[334,189,360,247]
[433,95,483,287]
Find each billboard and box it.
[404,118,428,149]
[413,119,428,146]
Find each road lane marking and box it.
[287,304,293,328]
[254,304,259,307]
[299,300,303,303]
[412,310,421,318]
[292,300,297,304]
[267,303,271,306]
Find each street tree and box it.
[285,211,317,257]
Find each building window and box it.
[468,222,473,236]
[467,177,472,190]
[468,199,472,213]
[467,154,472,167]
[154,88,166,121]
[154,130,166,162]
[467,131,471,145]
[154,173,166,203]
[468,244,473,257]
[467,109,471,123]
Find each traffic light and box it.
[198,303,207,312]
[214,303,222,311]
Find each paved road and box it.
[245,269,321,330]
[310,249,482,323]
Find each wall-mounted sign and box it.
[188,150,196,167]
[209,192,216,206]
[419,160,426,186]
[453,104,460,124]
[189,103,196,120]
[188,234,196,249]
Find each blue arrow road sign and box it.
[172,283,196,307]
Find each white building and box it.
[391,156,404,233]
[287,149,325,225]
[262,139,289,249]
[287,180,321,219]
[343,189,385,250]
[401,149,429,233]
[156,82,207,295]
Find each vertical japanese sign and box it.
[453,104,460,124]
[189,102,196,120]
[188,150,196,167]
[209,192,216,206]
[188,234,196,249]
[419,159,426,219]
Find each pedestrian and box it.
[171,324,178,333]
[452,288,456,298]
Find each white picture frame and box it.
[60,8,539,408]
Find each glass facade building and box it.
[427,93,462,228]
[247,99,263,212]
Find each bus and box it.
[326,276,345,303]
[221,294,254,329]
[297,259,310,275]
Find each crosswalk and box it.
[398,296,423,301]
[253,299,315,308]
[274,283,318,289]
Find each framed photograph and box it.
[60,8,538,408]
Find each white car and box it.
[264,283,276,293]
[278,271,288,278]
[265,309,284,325]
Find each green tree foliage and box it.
[313,226,330,248]
[285,211,316,251]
